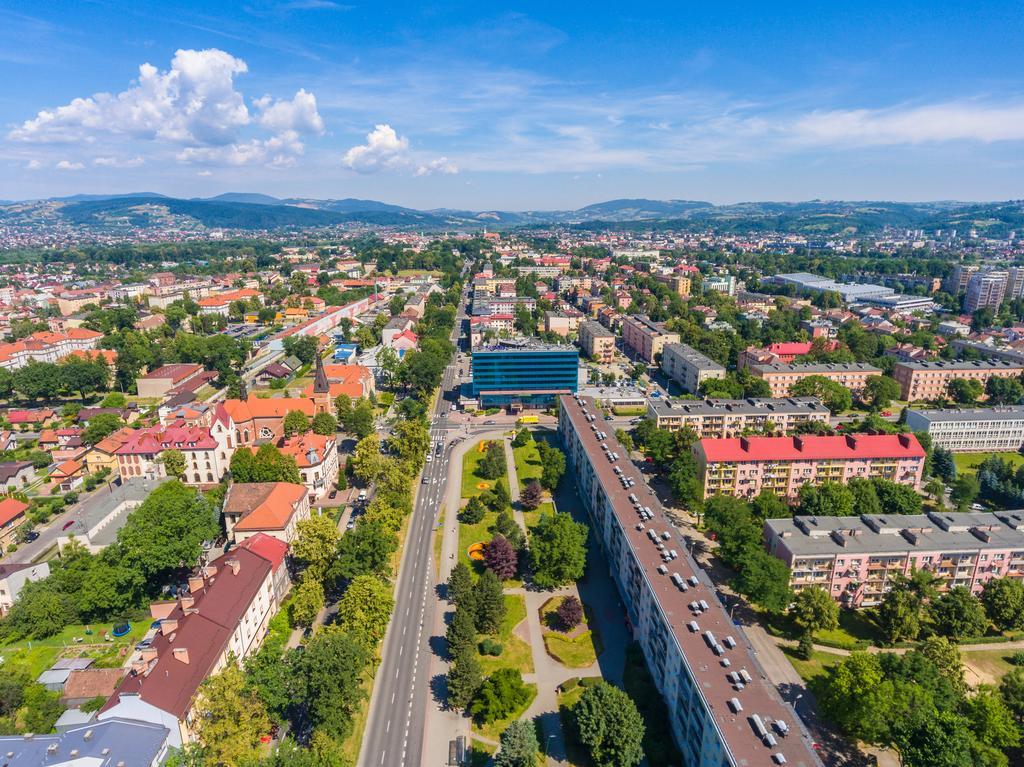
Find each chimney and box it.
[131,660,147,675]
[898,433,911,448]
[173,647,190,665]
[83,730,93,742]
[226,558,240,575]
[203,565,218,578]
[141,648,158,663]
[845,434,858,449]
[180,594,194,610]
[793,436,804,451]
[187,576,204,594]
[161,619,179,635]
[739,436,751,452]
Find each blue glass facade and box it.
[471,345,579,407]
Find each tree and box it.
[446,603,478,658]
[448,649,483,710]
[59,356,110,400]
[230,444,301,484]
[81,412,124,445]
[290,576,325,628]
[193,662,270,767]
[862,375,901,409]
[447,561,473,606]
[790,586,838,635]
[520,480,543,510]
[948,377,984,405]
[473,569,506,634]
[537,442,567,490]
[350,435,386,484]
[877,585,923,644]
[116,480,219,585]
[981,577,1024,631]
[335,575,395,647]
[334,393,353,427]
[733,549,792,613]
[160,449,186,480]
[556,595,584,630]
[872,478,923,515]
[529,511,588,590]
[283,335,319,365]
[283,409,310,438]
[798,482,855,517]
[892,711,973,767]
[460,495,487,524]
[816,652,888,743]
[848,478,883,516]
[932,446,957,482]
[494,718,539,767]
[750,490,788,521]
[348,398,375,439]
[483,534,518,580]
[964,685,1021,753]
[573,681,645,767]
[1001,667,1024,724]
[14,360,62,401]
[299,627,371,740]
[470,668,532,724]
[311,412,338,435]
[930,586,988,640]
[917,635,967,693]
[20,683,63,735]
[335,516,397,581]
[292,512,341,584]
[986,375,1024,405]
[390,418,430,468]
[951,474,980,510]
[789,374,852,413]
[512,428,532,448]
[478,441,507,480]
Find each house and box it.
[382,315,416,347]
[8,408,55,426]
[0,328,103,369]
[62,668,125,707]
[99,541,289,748]
[301,363,375,400]
[0,430,17,452]
[135,364,206,399]
[224,396,317,447]
[0,461,35,491]
[255,362,291,384]
[196,288,261,316]
[223,482,310,543]
[115,418,234,486]
[279,432,339,498]
[0,497,29,552]
[0,561,50,614]
[390,329,419,352]
[84,427,136,475]
[51,459,85,492]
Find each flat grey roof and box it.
[649,396,829,417]
[766,510,1024,558]
[59,478,159,546]
[749,361,881,374]
[580,319,614,337]
[894,358,1024,371]
[624,314,672,335]
[906,406,1024,424]
[0,717,170,766]
[662,342,726,372]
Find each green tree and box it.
[193,662,270,767]
[290,576,325,629]
[447,561,473,606]
[59,356,110,400]
[511,428,531,448]
[350,435,386,484]
[335,516,397,581]
[986,375,1024,405]
[81,412,124,445]
[848,478,882,516]
[446,603,478,658]
[460,495,487,524]
[573,681,645,767]
[291,511,341,584]
[537,442,567,490]
[470,668,532,724]
[20,683,63,734]
[283,409,310,438]
[494,718,539,767]
[733,549,792,613]
[789,374,853,413]
[448,649,483,711]
[877,585,923,644]
[892,711,973,767]
[473,569,506,634]
[1000,667,1024,723]
[964,685,1020,754]
[930,586,988,640]
[348,398,375,439]
[230,444,301,484]
[529,511,588,590]
[311,412,338,435]
[797,482,855,517]
[160,449,186,480]
[335,575,394,647]
[948,377,984,404]
[390,418,430,468]
[816,652,888,743]
[951,474,980,511]
[981,577,1024,631]
[478,441,507,480]
[14,360,62,401]
[862,375,901,409]
[790,586,839,635]
[299,627,371,740]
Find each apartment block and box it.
[647,397,830,437]
[904,406,1024,452]
[660,342,726,394]
[964,271,1008,313]
[655,273,692,297]
[621,314,679,363]
[892,358,1024,402]
[693,433,925,500]
[747,362,881,398]
[578,320,616,363]
[559,395,821,767]
[765,510,1024,607]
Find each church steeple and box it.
[312,353,330,414]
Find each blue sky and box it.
[1,0,1022,209]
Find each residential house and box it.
[0,461,35,492]
[223,482,310,543]
[115,419,233,486]
[0,561,49,614]
[135,364,207,399]
[279,432,339,498]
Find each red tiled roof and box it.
[280,432,334,468]
[140,363,204,382]
[8,409,53,423]
[0,497,28,527]
[226,482,306,531]
[115,425,218,454]
[236,532,289,568]
[698,433,926,463]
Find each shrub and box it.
[470,668,532,724]
[579,676,602,688]
[556,596,584,631]
[1011,651,1024,667]
[479,639,504,656]
[64,493,79,505]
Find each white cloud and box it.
[55,160,83,170]
[178,130,304,168]
[342,124,456,175]
[196,170,213,176]
[92,155,144,168]
[255,89,324,134]
[25,159,41,170]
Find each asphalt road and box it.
[358,283,470,767]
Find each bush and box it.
[460,496,487,524]
[470,668,532,724]
[579,676,602,688]
[479,639,504,656]
[64,493,79,505]
[1011,651,1024,667]
[556,596,584,631]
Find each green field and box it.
[477,593,534,676]
[513,440,543,490]
[461,443,499,498]
[781,646,844,684]
[954,451,1024,476]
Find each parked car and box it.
[328,490,338,500]
[62,519,76,530]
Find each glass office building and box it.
[471,340,579,408]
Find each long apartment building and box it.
[578,320,616,363]
[621,314,679,363]
[693,433,925,500]
[904,406,1024,452]
[660,342,726,394]
[747,362,880,398]
[559,395,821,767]
[892,358,1024,402]
[647,397,830,437]
[765,510,1024,607]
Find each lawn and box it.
[539,597,602,669]
[513,440,543,490]
[781,646,844,684]
[0,617,150,679]
[469,738,496,767]
[522,502,555,533]
[478,594,533,676]
[461,443,498,498]
[762,607,880,649]
[473,683,538,742]
[963,648,1019,687]
[612,406,646,416]
[955,451,1024,477]
[458,509,498,572]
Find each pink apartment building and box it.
[693,433,926,500]
[765,510,1024,607]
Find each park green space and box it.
[461,443,493,498]
[781,646,843,684]
[476,593,533,677]
[954,451,1024,477]
[513,439,543,490]
[539,597,601,669]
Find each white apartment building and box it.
[905,406,1024,452]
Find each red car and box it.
[62,520,75,530]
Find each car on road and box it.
[328,490,337,500]
[23,530,39,542]
[484,420,495,424]
[62,519,76,530]
[450,404,457,411]
[881,410,893,417]
[425,454,433,462]
[604,415,613,420]
[422,476,430,484]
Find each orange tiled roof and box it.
[280,433,334,468]
[223,397,316,423]
[227,482,307,531]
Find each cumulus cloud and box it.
[342,124,457,175]
[25,159,41,170]
[55,160,83,170]
[92,156,144,168]
[7,48,324,169]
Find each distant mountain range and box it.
[1,193,1022,237]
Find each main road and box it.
[358,280,470,767]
